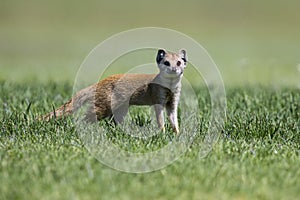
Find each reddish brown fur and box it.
[42,74,172,121]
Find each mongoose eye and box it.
[177,61,181,66]
[164,61,170,66]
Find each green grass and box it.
[0,81,299,200]
[1,1,300,199]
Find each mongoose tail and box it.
[40,85,96,121]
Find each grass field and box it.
[1,0,300,199]
[0,82,299,200]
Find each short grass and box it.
[0,81,299,200]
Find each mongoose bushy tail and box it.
[41,84,96,121]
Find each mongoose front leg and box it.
[154,104,165,132]
[166,103,179,134]
[113,104,129,124]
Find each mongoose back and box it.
[42,49,187,134]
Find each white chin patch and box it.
[164,71,181,78]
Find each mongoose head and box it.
[156,49,187,78]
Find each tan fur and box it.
[41,49,187,134]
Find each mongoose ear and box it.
[179,49,187,64]
[156,49,166,63]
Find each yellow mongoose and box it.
[42,49,187,134]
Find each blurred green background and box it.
[0,0,299,86]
